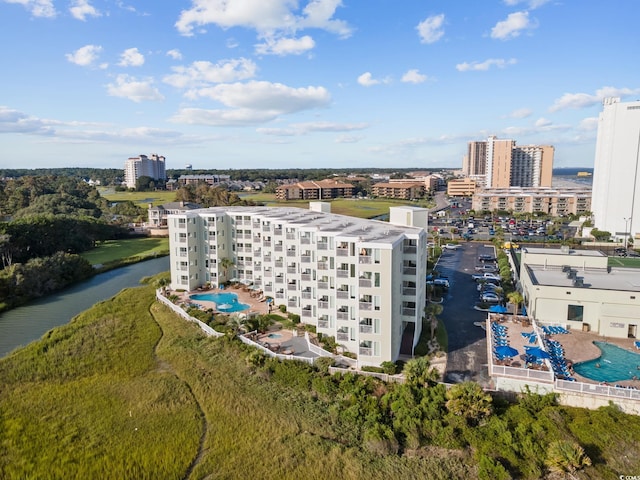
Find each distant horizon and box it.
[2,1,639,169]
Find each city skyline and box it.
[1,0,640,170]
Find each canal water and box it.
[0,256,169,358]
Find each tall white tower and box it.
[592,98,640,244]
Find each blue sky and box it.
[1,0,639,171]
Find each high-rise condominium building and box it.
[592,97,640,244]
[167,205,428,366]
[467,137,554,189]
[124,154,166,189]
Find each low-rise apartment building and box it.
[472,187,591,215]
[148,201,201,228]
[519,247,639,339]
[275,179,354,200]
[168,205,428,366]
[372,182,425,199]
[447,178,477,197]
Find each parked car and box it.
[472,272,501,282]
[444,243,461,250]
[614,247,627,257]
[474,264,498,273]
[434,278,450,288]
[480,292,502,303]
[478,282,502,292]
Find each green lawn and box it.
[98,188,176,206]
[80,237,169,266]
[608,256,640,268]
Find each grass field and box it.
[98,188,176,206]
[607,256,640,268]
[80,237,169,266]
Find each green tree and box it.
[402,357,439,387]
[507,291,524,315]
[445,382,493,425]
[218,257,235,282]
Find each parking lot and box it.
[434,241,499,386]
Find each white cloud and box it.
[0,106,53,134]
[106,74,164,103]
[175,0,352,39]
[401,69,428,84]
[577,117,598,131]
[357,72,390,87]
[65,44,103,67]
[258,121,368,136]
[503,0,551,9]
[456,58,517,72]
[166,49,183,60]
[507,108,532,119]
[163,58,257,89]
[69,0,100,21]
[171,80,331,126]
[335,134,363,143]
[118,48,145,67]
[255,35,315,55]
[549,86,640,112]
[4,0,56,18]
[416,14,445,44]
[534,117,552,127]
[491,11,534,40]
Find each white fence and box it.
[238,332,315,365]
[328,366,406,384]
[556,379,640,400]
[491,364,554,382]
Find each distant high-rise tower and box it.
[469,136,554,188]
[124,154,166,189]
[592,97,640,243]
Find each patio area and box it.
[488,313,640,389]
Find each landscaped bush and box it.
[278,304,287,313]
[287,312,300,324]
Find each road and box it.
[434,241,496,387]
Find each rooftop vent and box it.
[573,277,584,287]
[562,265,571,273]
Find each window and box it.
[567,304,583,322]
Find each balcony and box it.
[262,225,271,232]
[337,311,349,320]
[288,299,297,308]
[336,248,349,257]
[317,262,329,270]
[402,246,417,254]
[287,283,297,291]
[359,278,372,288]
[286,249,296,257]
[301,291,312,299]
[275,260,283,268]
[336,269,349,278]
[359,302,373,311]
[318,301,329,309]
[275,277,284,284]
[301,273,312,281]
[300,255,312,263]
[403,287,416,296]
[337,332,349,342]
[263,255,272,263]
[301,309,312,318]
[317,282,329,290]
[252,222,261,229]
[264,285,273,292]
[287,266,297,274]
[359,347,373,356]
[402,308,416,316]
[274,245,283,252]
[263,240,272,247]
[275,292,285,299]
[273,228,283,236]
[359,256,372,264]
[359,324,373,334]
[254,249,261,256]
[317,242,328,250]
[264,270,273,277]
[300,237,311,244]
[318,319,329,329]
[336,290,349,299]
[286,232,296,240]
[403,267,417,275]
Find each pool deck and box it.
[181,284,271,317]
[489,314,640,389]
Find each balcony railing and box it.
[359,302,373,310]
[336,269,349,278]
[402,308,416,316]
[275,277,284,284]
[359,347,373,356]
[264,285,273,292]
[274,245,283,252]
[288,300,297,308]
[318,319,329,329]
[274,260,284,267]
[301,309,312,317]
[403,246,417,254]
[301,273,312,281]
[318,282,329,290]
[403,267,417,275]
[302,291,312,299]
[262,225,270,232]
[273,228,283,236]
[263,240,272,247]
[336,290,349,299]
[286,250,296,257]
[318,301,329,309]
[359,325,373,334]
[275,292,285,299]
[287,283,297,291]
[264,270,273,277]
[336,248,349,257]
[403,287,417,296]
[359,278,372,288]
[317,242,328,250]
[300,237,311,244]
[301,255,311,263]
[317,262,328,270]
[287,266,296,274]
[337,332,349,341]
[263,255,272,263]
[359,256,372,264]
[337,311,349,320]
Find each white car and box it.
[480,292,502,303]
[444,243,461,250]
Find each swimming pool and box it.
[573,341,640,383]
[190,292,250,313]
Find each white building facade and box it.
[592,97,640,244]
[167,206,428,366]
[124,154,166,189]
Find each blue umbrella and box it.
[526,346,551,359]
[489,305,508,313]
[495,345,518,358]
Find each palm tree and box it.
[402,356,440,387]
[445,381,493,425]
[545,440,592,477]
[507,291,524,315]
[218,257,235,283]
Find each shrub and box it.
[287,313,301,324]
[278,304,287,313]
[361,366,385,373]
[363,424,399,456]
[380,361,397,375]
[313,356,335,373]
[478,455,511,480]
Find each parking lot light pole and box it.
[624,217,631,249]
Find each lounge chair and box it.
[635,341,640,350]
